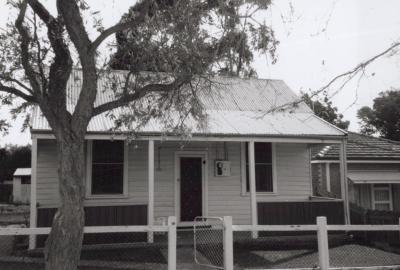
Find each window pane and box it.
[374,189,390,201]
[246,164,249,191]
[91,140,125,195]
[255,164,273,192]
[375,203,390,211]
[245,142,274,192]
[92,164,124,194]
[254,143,272,163]
[92,140,124,163]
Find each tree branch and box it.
[56,0,91,57]
[0,84,37,103]
[267,41,400,114]
[27,0,73,117]
[15,0,41,94]
[90,16,146,54]
[92,78,191,117]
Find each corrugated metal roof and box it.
[31,70,345,137]
[13,168,31,176]
[312,132,400,160]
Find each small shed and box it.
[13,168,31,204]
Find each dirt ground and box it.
[0,243,400,270]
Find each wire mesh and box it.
[0,228,170,270]
[194,216,224,269]
[232,230,320,269]
[329,230,400,268]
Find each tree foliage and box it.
[301,93,349,130]
[0,144,31,182]
[110,0,278,77]
[0,0,277,269]
[357,89,400,140]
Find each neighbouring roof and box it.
[313,132,400,161]
[13,168,31,176]
[31,69,346,138]
[348,170,400,184]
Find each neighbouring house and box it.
[12,168,31,204]
[312,132,400,211]
[29,70,348,248]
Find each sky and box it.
[0,0,399,146]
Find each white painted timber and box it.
[29,138,38,249]
[248,141,258,238]
[317,217,330,270]
[0,225,168,236]
[148,140,155,242]
[223,216,234,270]
[168,216,177,270]
[339,140,350,224]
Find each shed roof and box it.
[13,168,31,176]
[31,70,346,138]
[313,132,400,161]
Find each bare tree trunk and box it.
[44,135,86,270]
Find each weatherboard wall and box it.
[35,139,312,225]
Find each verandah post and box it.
[317,216,330,270]
[29,137,38,250]
[339,138,350,224]
[148,140,155,243]
[168,216,177,270]
[248,141,258,238]
[223,216,234,270]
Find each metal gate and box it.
[194,216,225,269]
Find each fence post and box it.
[168,216,177,270]
[223,216,234,270]
[317,216,329,270]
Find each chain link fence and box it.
[0,223,174,270]
[194,216,224,269]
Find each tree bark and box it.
[44,134,86,270]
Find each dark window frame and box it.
[87,140,127,197]
[245,142,275,193]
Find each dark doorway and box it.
[180,157,203,222]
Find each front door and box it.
[180,157,203,222]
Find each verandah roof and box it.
[348,170,400,184]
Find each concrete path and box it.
[161,247,214,270]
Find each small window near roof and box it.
[245,142,274,192]
[91,140,125,195]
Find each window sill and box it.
[241,192,278,197]
[85,194,129,200]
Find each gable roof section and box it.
[313,132,400,161]
[31,69,346,138]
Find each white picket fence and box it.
[1,216,400,270]
[0,216,177,270]
[227,217,400,270]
